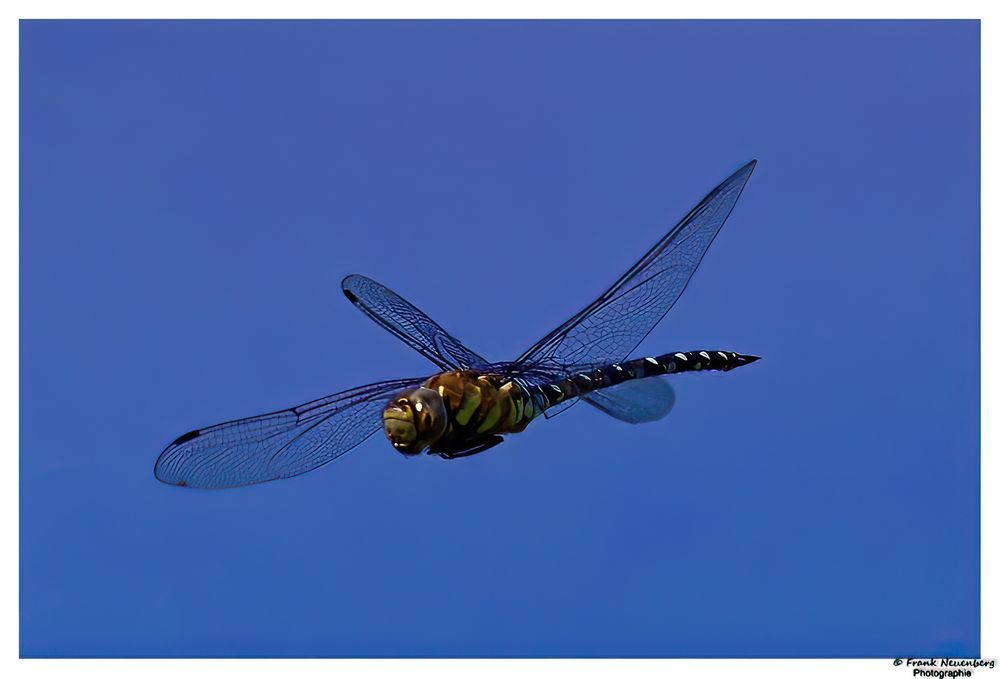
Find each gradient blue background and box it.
[21,20,980,657]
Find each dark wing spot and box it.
[343,289,358,303]
[172,430,201,446]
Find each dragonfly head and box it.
[382,387,448,455]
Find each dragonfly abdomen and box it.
[532,350,760,411]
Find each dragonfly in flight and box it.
[155,160,760,488]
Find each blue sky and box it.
[21,20,979,657]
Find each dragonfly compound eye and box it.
[381,388,447,455]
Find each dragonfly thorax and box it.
[382,387,448,455]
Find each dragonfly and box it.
[155,160,760,489]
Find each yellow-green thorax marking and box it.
[380,349,759,458]
[423,371,538,440]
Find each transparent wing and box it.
[582,377,676,424]
[513,160,756,375]
[154,377,426,489]
[543,398,580,418]
[342,274,490,371]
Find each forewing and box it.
[154,377,425,488]
[342,274,490,370]
[514,160,756,374]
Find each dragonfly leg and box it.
[436,435,504,459]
